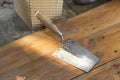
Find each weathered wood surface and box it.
[74,58,120,80]
[0,1,120,80]
[73,23,120,80]
[0,31,81,80]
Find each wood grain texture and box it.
[73,58,120,80]
[0,31,82,80]
[0,42,31,75]
[72,53,120,80]
[57,0,120,40]
[78,23,120,67]
[0,1,120,80]
[73,23,120,80]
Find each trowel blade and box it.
[52,39,99,72]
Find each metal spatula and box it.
[35,11,99,72]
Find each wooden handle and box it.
[35,11,63,43]
[35,11,55,29]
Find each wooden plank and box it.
[0,32,82,80]
[2,22,120,80]
[78,23,120,67]
[73,58,120,80]
[0,1,120,80]
[73,59,120,79]
[0,42,31,74]
[24,0,120,64]
[57,0,120,40]
[73,23,120,80]
[0,55,80,80]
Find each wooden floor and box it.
[0,0,120,80]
